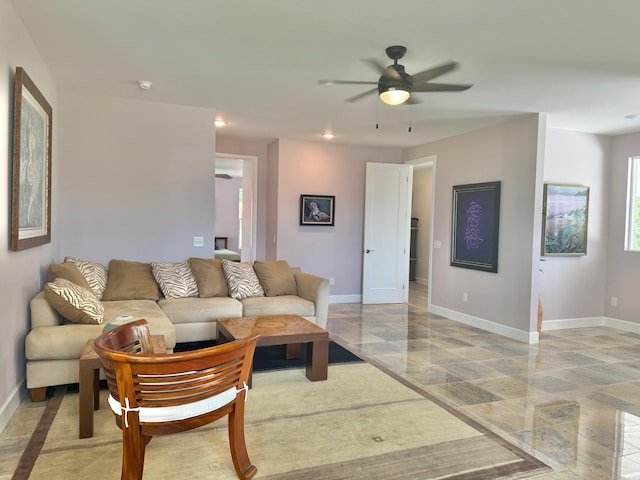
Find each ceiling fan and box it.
[319,46,472,105]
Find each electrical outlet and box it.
[463,292,468,302]
[611,296,618,307]
[330,277,335,286]
[193,236,204,247]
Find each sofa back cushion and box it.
[151,261,199,299]
[188,258,229,298]
[44,278,104,325]
[102,260,160,301]
[221,260,264,300]
[253,260,298,297]
[49,262,92,292]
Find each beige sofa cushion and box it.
[48,262,92,291]
[240,295,315,318]
[188,258,229,297]
[158,297,243,325]
[253,260,297,297]
[151,261,199,299]
[102,260,160,301]
[221,260,264,299]
[44,279,104,325]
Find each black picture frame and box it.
[451,181,501,273]
[300,194,335,226]
[11,67,52,251]
[541,184,589,256]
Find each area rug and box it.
[15,362,551,479]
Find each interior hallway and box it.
[327,283,640,479]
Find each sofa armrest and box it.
[294,272,329,329]
[30,291,61,328]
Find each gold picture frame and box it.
[11,67,52,251]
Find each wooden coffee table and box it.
[78,334,166,438]
[216,315,329,386]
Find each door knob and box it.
[365,249,375,253]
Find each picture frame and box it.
[11,67,52,251]
[451,181,501,273]
[542,184,589,256]
[300,194,335,226]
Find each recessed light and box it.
[137,80,152,90]
[322,132,335,139]
[626,114,640,119]
[214,119,228,127]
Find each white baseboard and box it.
[542,315,640,334]
[329,294,361,304]
[0,377,26,435]
[429,304,539,344]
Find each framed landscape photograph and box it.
[300,194,335,226]
[11,67,52,251]
[451,181,501,273]
[542,184,589,256]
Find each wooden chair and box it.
[93,319,260,480]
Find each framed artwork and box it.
[451,181,501,273]
[11,67,52,251]
[542,184,589,256]
[300,194,335,226]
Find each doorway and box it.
[214,154,257,262]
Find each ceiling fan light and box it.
[379,87,410,105]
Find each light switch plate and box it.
[193,236,204,247]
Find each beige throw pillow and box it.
[64,257,108,300]
[48,262,92,291]
[253,260,297,297]
[221,260,264,300]
[188,258,229,298]
[44,278,104,325]
[102,260,160,301]
[151,261,199,299]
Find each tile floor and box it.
[2,283,640,479]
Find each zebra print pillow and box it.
[44,278,104,325]
[65,257,108,300]
[221,260,265,300]
[151,261,199,299]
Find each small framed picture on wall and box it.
[299,194,335,226]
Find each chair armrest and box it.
[294,272,329,329]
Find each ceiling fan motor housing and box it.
[378,64,413,95]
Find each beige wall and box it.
[411,166,433,285]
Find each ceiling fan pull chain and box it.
[408,105,412,133]
[376,98,379,130]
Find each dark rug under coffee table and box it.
[175,339,362,372]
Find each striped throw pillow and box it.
[65,257,108,300]
[221,260,264,300]
[44,278,104,325]
[151,261,199,299]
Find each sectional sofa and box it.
[25,257,329,402]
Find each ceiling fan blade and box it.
[411,61,459,84]
[412,83,473,92]
[345,87,378,103]
[319,79,378,86]
[362,58,388,75]
[215,173,232,179]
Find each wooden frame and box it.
[300,194,335,226]
[451,181,501,273]
[215,236,228,249]
[11,67,52,251]
[542,184,589,256]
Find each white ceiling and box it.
[12,0,640,148]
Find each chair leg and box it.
[121,426,146,480]
[227,405,257,480]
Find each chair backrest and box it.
[94,319,259,412]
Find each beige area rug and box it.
[17,363,550,479]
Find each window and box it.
[626,156,640,251]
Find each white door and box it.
[362,162,413,304]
